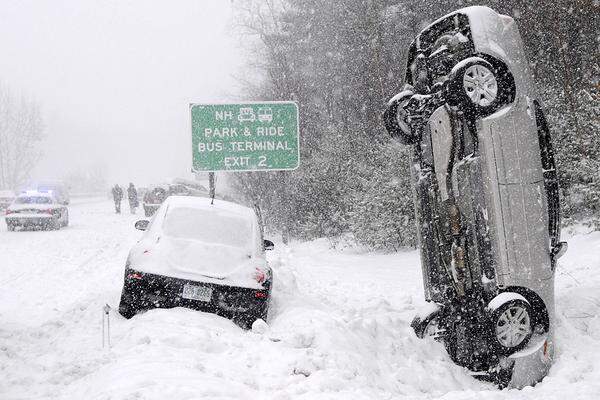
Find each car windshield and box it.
[15,196,52,204]
[162,207,252,248]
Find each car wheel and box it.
[411,309,441,339]
[488,295,533,355]
[62,210,69,227]
[447,56,515,117]
[383,90,418,145]
[231,313,251,329]
[7,223,15,232]
[233,303,269,330]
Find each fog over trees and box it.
[0,1,596,248]
[0,84,44,190]
[231,0,599,249]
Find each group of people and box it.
[112,183,139,214]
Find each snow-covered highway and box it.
[1,199,599,399]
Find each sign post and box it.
[190,102,299,172]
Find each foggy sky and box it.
[0,0,241,187]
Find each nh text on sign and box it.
[190,102,299,172]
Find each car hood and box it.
[128,236,265,289]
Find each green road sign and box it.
[190,102,299,172]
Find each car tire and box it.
[62,210,69,227]
[233,302,269,330]
[7,223,15,232]
[488,295,533,355]
[383,90,418,145]
[232,314,252,330]
[411,309,441,339]
[447,56,515,117]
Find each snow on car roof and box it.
[163,195,256,219]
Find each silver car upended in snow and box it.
[383,6,567,388]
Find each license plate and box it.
[182,284,212,302]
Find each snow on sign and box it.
[190,102,299,172]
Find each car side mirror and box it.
[135,220,150,231]
[551,241,568,259]
[263,239,274,251]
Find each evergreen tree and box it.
[232,0,600,249]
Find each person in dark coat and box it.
[127,183,139,214]
[112,184,123,214]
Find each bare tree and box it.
[0,84,44,190]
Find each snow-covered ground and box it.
[1,199,599,399]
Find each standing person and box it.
[112,184,123,214]
[127,183,139,214]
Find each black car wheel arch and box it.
[383,90,419,145]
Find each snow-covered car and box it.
[4,192,69,231]
[0,190,16,211]
[383,6,567,388]
[168,184,191,197]
[143,184,194,217]
[142,185,169,217]
[118,196,274,328]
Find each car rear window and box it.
[15,196,52,204]
[162,207,252,248]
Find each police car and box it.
[4,192,69,231]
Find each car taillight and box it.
[255,291,268,299]
[5,209,13,215]
[42,209,53,214]
[127,272,143,280]
[253,268,266,284]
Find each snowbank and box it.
[0,201,599,399]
